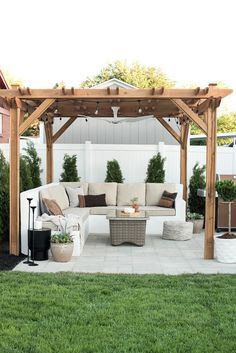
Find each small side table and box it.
[29,228,51,260]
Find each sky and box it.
[1,0,235,112]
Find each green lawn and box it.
[0,273,235,353]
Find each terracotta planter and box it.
[215,237,236,263]
[50,242,74,262]
[192,219,204,234]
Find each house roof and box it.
[0,70,10,89]
[92,78,137,89]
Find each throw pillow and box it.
[79,195,86,208]
[79,194,107,207]
[42,198,64,215]
[158,190,178,208]
[66,186,84,207]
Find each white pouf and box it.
[162,221,193,241]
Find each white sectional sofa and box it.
[20,182,186,255]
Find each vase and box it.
[50,242,74,262]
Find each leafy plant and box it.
[188,162,206,215]
[22,141,42,187]
[187,212,204,221]
[105,159,124,183]
[215,180,236,202]
[0,150,9,240]
[60,154,80,182]
[50,232,73,244]
[131,197,139,205]
[145,153,165,183]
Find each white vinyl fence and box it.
[1,140,236,185]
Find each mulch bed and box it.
[0,240,25,271]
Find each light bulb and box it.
[138,107,142,114]
[95,109,98,115]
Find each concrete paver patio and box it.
[14,233,236,274]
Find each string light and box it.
[95,102,99,115]
[138,100,142,114]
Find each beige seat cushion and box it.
[63,207,90,223]
[146,183,177,206]
[40,184,69,211]
[88,183,117,206]
[117,183,146,206]
[139,206,176,216]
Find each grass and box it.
[0,273,235,353]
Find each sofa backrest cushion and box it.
[88,183,117,206]
[40,184,69,211]
[60,182,89,195]
[117,183,146,206]
[146,183,177,206]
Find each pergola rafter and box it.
[0,84,232,259]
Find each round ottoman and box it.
[162,221,193,241]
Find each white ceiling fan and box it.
[100,106,154,124]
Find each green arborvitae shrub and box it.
[145,153,166,183]
[60,154,80,182]
[105,159,124,183]
[20,156,33,192]
[22,141,42,187]
[188,162,206,215]
[0,150,9,240]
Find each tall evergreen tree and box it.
[20,156,33,192]
[0,150,9,240]
[145,153,165,183]
[105,159,124,183]
[60,154,80,182]
[188,162,206,215]
[22,141,42,187]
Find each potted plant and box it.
[50,232,74,262]
[187,212,204,234]
[131,197,139,212]
[215,180,236,263]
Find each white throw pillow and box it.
[66,186,84,207]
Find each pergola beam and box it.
[9,107,20,255]
[204,107,217,259]
[0,87,232,100]
[52,117,77,143]
[156,117,181,143]
[19,98,55,135]
[44,121,53,183]
[180,123,190,201]
[171,98,207,135]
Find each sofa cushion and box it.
[88,183,117,206]
[84,194,107,207]
[60,182,89,195]
[158,191,178,208]
[139,206,176,216]
[65,186,84,207]
[89,206,116,215]
[117,183,146,206]
[146,183,177,206]
[42,198,64,215]
[40,184,69,211]
[63,207,90,224]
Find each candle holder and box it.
[23,197,33,264]
[28,205,38,267]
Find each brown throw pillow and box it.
[79,195,86,208]
[42,198,63,215]
[158,190,178,208]
[84,194,107,207]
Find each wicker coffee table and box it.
[106,210,149,246]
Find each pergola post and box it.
[9,107,20,255]
[45,121,53,183]
[204,105,217,259]
[180,123,189,201]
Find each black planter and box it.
[29,228,51,260]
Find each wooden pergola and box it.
[0,84,232,258]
